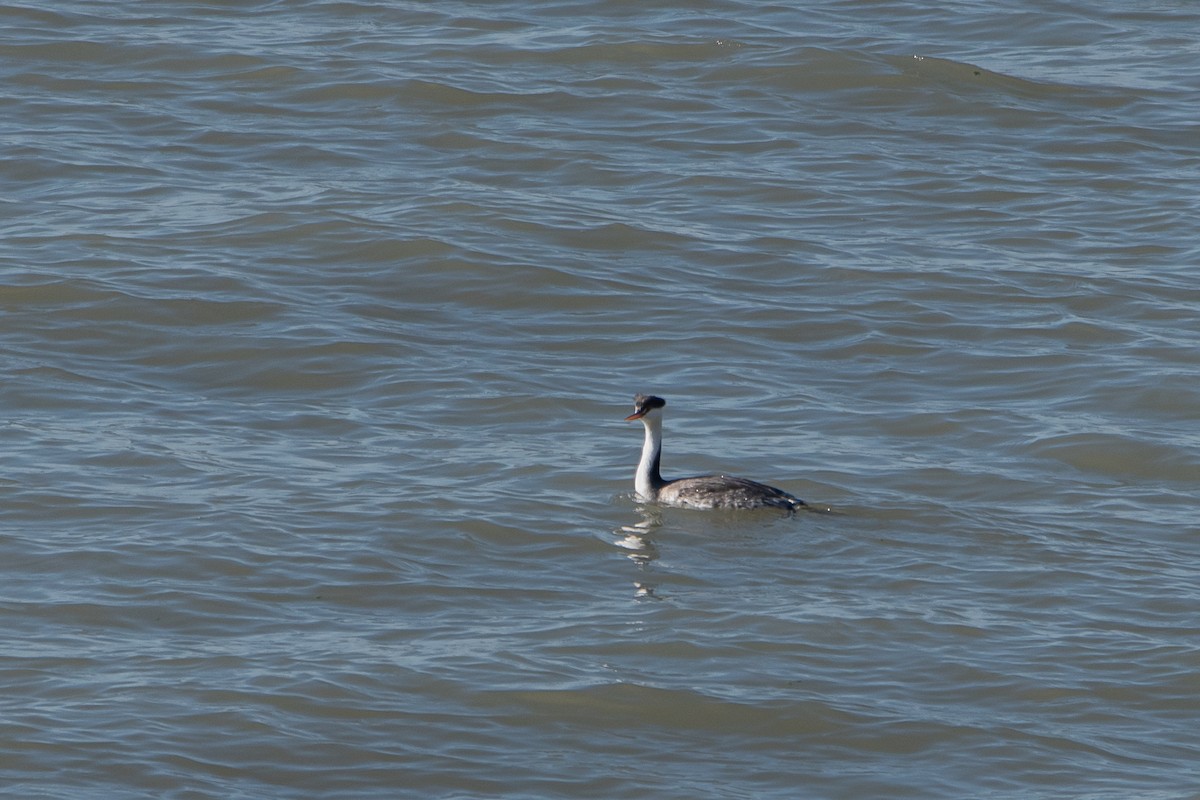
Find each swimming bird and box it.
[624,393,805,511]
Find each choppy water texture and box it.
[3,1,1199,797]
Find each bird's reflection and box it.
[613,506,664,598]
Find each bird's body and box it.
[625,394,805,512]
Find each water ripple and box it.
[3,0,1200,797]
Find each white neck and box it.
[635,415,666,500]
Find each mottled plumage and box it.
[659,475,803,510]
[624,393,805,512]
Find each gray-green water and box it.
[3,2,1199,797]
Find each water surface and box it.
[3,1,1199,797]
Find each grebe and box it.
[624,394,805,511]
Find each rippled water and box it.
[3,1,1199,797]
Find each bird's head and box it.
[624,393,666,422]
